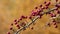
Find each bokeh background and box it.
[0,0,60,34]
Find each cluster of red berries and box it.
[7,15,27,34]
[7,0,60,34]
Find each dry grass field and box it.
[0,0,60,34]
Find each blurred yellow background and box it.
[0,0,60,34]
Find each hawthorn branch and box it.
[14,7,57,34]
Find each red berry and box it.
[31,27,33,30]
[53,22,56,25]
[44,1,47,4]
[10,27,13,30]
[47,23,50,27]
[57,10,60,14]
[14,22,17,25]
[35,7,38,9]
[55,25,58,28]
[18,27,20,29]
[39,9,42,12]
[45,1,51,6]
[50,13,53,17]
[16,24,20,29]
[52,19,56,22]
[21,15,25,19]
[50,13,56,17]
[45,6,48,9]
[11,23,13,26]
[16,24,20,27]
[36,11,40,15]
[19,18,22,20]
[14,19,17,22]
[21,15,27,19]
[40,4,42,7]
[7,32,10,34]
[55,4,60,8]
[41,7,45,9]
[32,11,37,16]
[29,16,32,19]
